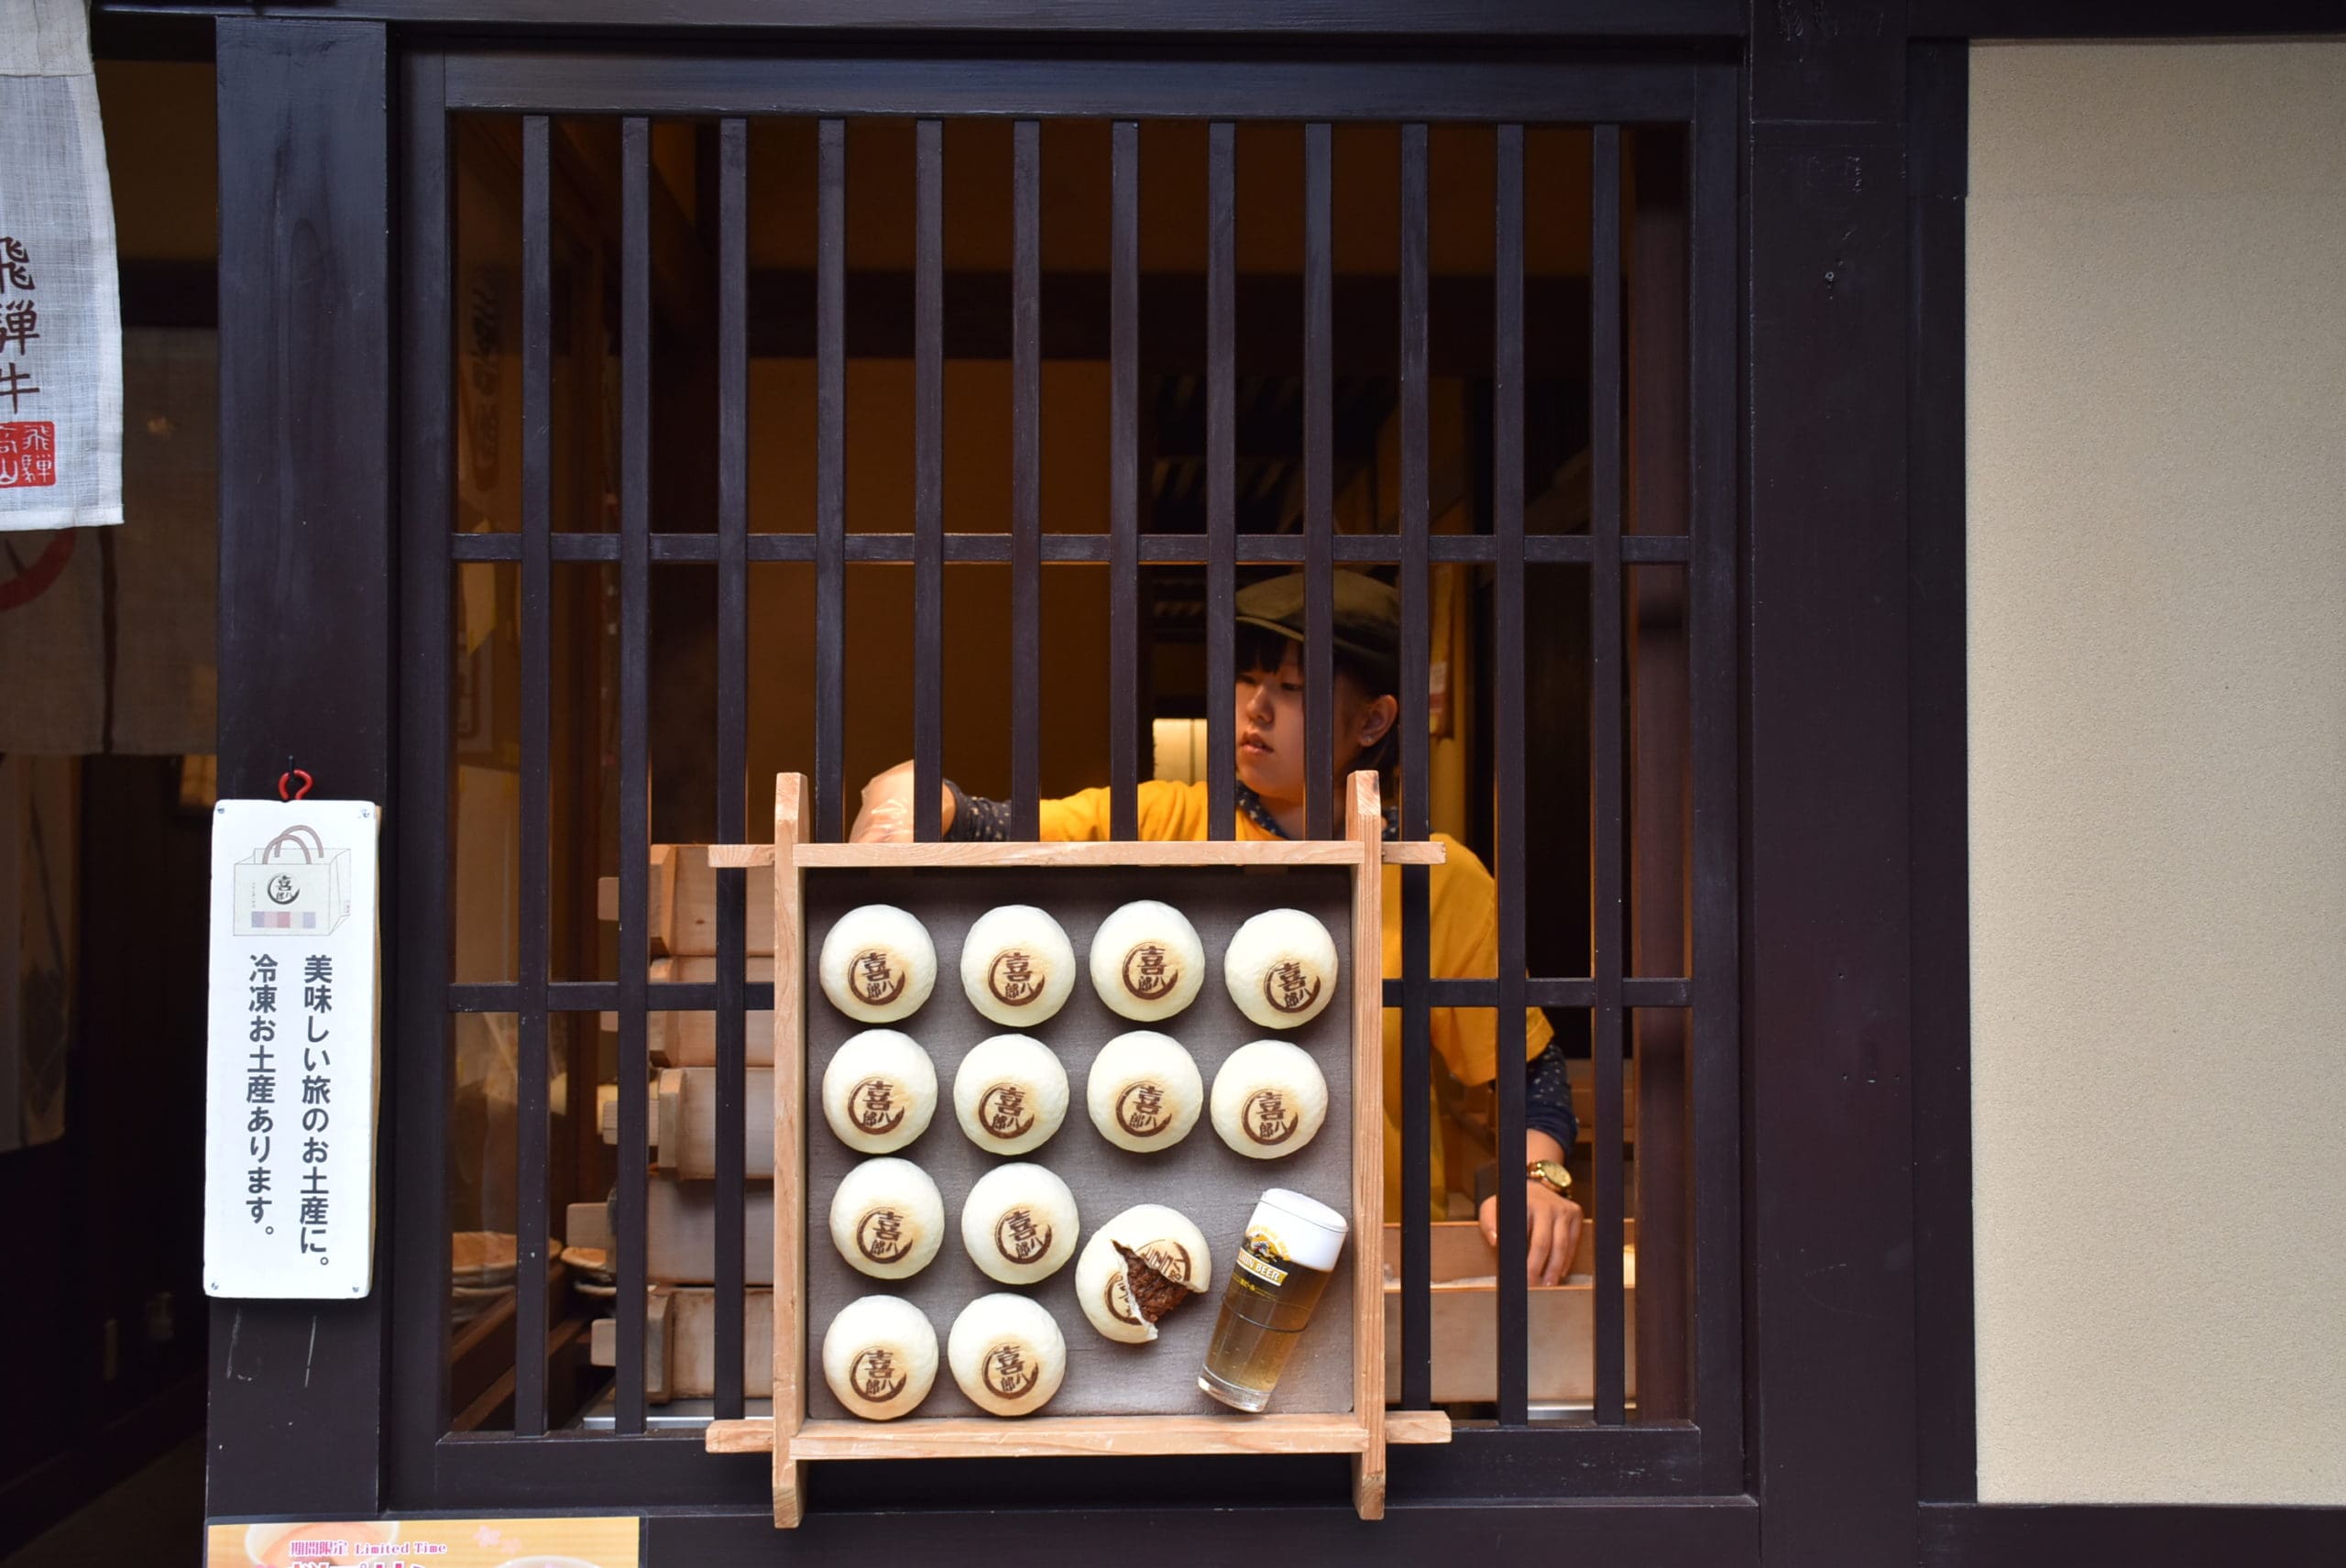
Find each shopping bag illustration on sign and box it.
[233,825,353,937]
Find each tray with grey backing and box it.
[802,865,1355,1421]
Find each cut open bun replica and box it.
[1073,1204,1213,1344]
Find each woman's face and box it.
[1233,643,1394,806]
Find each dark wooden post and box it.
[1744,0,1919,1558]
[211,15,395,1518]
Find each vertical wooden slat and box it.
[1627,123,1694,1425]
[1108,121,1141,839]
[1492,122,1529,1425]
[613,115,654,1437]
[814,120,848,843]
[1589,122,1628,1426]
[1346,771,1389,1518]
[769,779,816,1520]
[1205,122,1237,840]
[1689,60,1747,1487]
[712,115,750,1424]
[389,42,450,1497]
[511,112,553,1440]
[1011,120,1043,839]
[770,774,812,1526]
[912,119,945,840]
[1302,123,1334,840]
[1910,42,1978,1503]
[1396,120,1435,1411]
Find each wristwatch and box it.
[1526,1159,1573,1198]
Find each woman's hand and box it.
[1479,1183,1584,1287]
[850,760,956,843]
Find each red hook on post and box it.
[279,767,313,802]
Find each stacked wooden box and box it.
[586,845,776,1402]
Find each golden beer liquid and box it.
[1197,1244,1334,1412]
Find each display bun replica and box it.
[821,1295,939,1420]
[1084,1031,1204,1152]
[959,904,1078,1027]
[828,1157,947,1279]
[1073,1204,1213,1344]
[1088,899,1207,1022]
[948,1293,1068,1417]
[959,1161,1080,1285]
[952,1034,1069,1156]
[818,904,937,1024]
[820,1030,937,1154]
[1209,1038,1332,1157]
[1223,907,1340,1029]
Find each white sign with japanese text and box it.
[0,0,123,529]
[203,798,380,1299]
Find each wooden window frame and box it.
[192,4,2343,1564]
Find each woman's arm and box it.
[1482,1044,1584,1286]
[942,781,1011,842]
[849,759,951,842]
[1524,1039,1578,1151]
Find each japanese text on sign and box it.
[205,799,380,1299]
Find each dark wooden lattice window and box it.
[391,45,1739,1509]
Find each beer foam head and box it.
[1222,907,1339,1030]
[1209,1038,1331,1159]
[948,1292,1067,1417]
[820,1030,938,1155]
[951,1034,1069,1156]
[820,1294,939,1420]
[1073,1203,1212,1344]
[1244,1186,1350,1274]
[1084,1031,1204,1153]
[959,904,1078,1027]
[1088,900,1207,1022]
[818,904,938,1024]
[827,1157,947,1280]
[959,1160,1080,1286]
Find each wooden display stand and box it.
[700,771,1445,1526]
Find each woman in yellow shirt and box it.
[851,572,1584,1285]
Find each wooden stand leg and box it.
[773,1458,806,1529]
[1352,1452,1387,1520]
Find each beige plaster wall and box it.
[1968,40,2346,1504]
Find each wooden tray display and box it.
[702,772,1446,1526]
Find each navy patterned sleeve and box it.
[943,780,1012,843]
[1524,1040,1578,1154]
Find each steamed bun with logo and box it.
[1088,900,1206,1022]
[818,904,937,1024]
[822,1295,938,1420]
[1210,1038,1330,1158]
[1074,1204,1212,1344]
[1084,1031,1203,1153]
[828,1157,946,1280]
[948,1293,1066,1417]
[952,1034,1068,1156]
[820,1029,937,1154]
[1223,907,1339,1029]
[959,904,1078,1027]
[959,1161,1079,1286]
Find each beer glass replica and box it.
[1197,1188,1349,1412]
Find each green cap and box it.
[1234,571,1400,692]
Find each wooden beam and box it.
[211,13,393,1516]
[745,269,1590,374]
